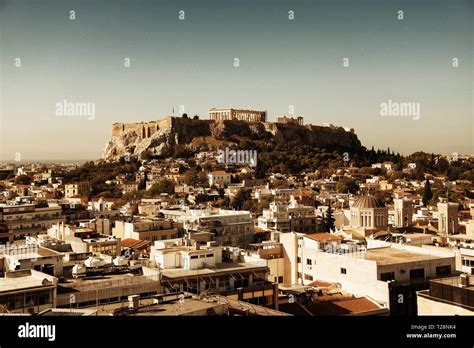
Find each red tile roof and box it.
[121,238,140,248]
[307,280,335,288]
[309,297,384,316]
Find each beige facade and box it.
[165,174,191,185]
[244,242,285,283]
[113,218,179,242]
[65,182,90,199]
[122,182,139,194]
[393,198,413,227]
[437,201,459,235]
[208,171,231,187]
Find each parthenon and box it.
[208,108,267,122]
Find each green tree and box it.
[437,158,450,175]
[231,189,250,210]
[147,179,175,196]
[321,204,335,232]
[422,179,433,207]
[15,175,32,185]
[336,178,359,194]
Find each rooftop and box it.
[305,233,342,242]
[0,270,57,293]
[361,246,449,265]
[352,195,386,209]
[161,261,267,279]
[0,245,62,260]
[309,297,386,316]
[430,275,474,291]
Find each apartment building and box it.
[258,202,291,233]
[164,209,255,248]
[48,223,121,256]
[288,202,318,233]
[154,238,278,309]
[64,182,90,199]
[112,218,179,242]
[0,200,64,242]
[281,232,456,314]
[0,243,64,277]
[0,269,57,314]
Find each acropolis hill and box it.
[102,113,362,161]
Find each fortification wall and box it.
[111,117,176,138]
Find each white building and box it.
[208,171,231,187]
[151,238,222,270]
[281,232,456,310]
[258,202,290,233]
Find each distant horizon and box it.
[1,0,472,160]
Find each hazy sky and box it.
[1,0,472,161]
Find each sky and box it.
[0,0,472,161]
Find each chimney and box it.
[128,295,139,311]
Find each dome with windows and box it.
[352,195,385,209]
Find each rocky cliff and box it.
[101,116,362,161]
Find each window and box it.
[436,265,451,276]
[190,255,199,259]
[277,276,284,283]
[306,259,312,265]
[380,272,395,281]
[340,268,347,274]
[297,257,301,264]
[409,268,425,279]
[304,274,313,281]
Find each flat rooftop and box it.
[430,276,474,291]
[57,272,158,292]
[0,271,56,293]
[447,234,473,241]
[161,261,267,279]
[93,296,226,316]
[38,308,97,316]
[361,247,449,265]
[0,245,61,260]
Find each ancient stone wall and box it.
[111,117,177,138]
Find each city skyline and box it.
[1,0,472,161]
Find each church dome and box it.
[352,195,385,209]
